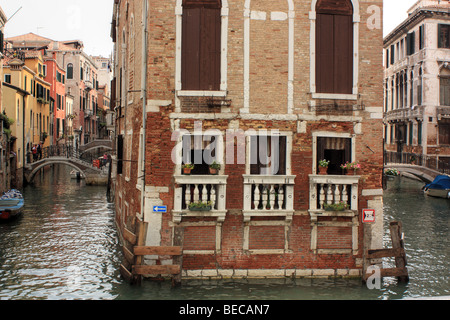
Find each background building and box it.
[384,0,450,169]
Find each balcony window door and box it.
[316,137,351,175]
[181,134,220,175]
[250,135,287,176]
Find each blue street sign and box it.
[153,206,167,213]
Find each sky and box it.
[0,0,114,57]
[0,0,418,57]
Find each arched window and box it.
[67,63,73,80]
[315,0,353,94]
[181,0,221,91]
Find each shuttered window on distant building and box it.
[181,0,221,91]
[315,0,353,94]
[438,24,450,49]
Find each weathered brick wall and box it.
[113,0,385,276]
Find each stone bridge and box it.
[78,139,113,155]
[24,144,109,185]
[384,163,442,184]
[385,151,450,184]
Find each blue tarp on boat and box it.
[424,175,450,190]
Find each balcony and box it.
[242,175,295,222]
[173,175,228,223]
[308,174,360,255]
[84,80,93,90]
[84,109,94,117]
[437,106,450,120]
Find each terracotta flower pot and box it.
[209,168,219,175]
[183,168,192,175]
[319,167,328,175]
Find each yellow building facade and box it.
[3,50,51,165]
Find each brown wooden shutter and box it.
[334,14,353,94]
[182,2,221,91]
[316,14,335,94]
[182,7,201,90]
[200,7,221,90]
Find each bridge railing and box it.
[28,144,111,170]
[385,151,450,175]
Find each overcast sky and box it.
[1,0,418,57]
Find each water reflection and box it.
[0,165,122,300]
[0,166,448,300]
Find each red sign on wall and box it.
[362,209,376,223]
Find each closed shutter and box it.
[316,14,335,94]
[316,0,353,95]
[334,14,353,94]
[182,1,221,91]
[200,7,221,90]
[182,7,201,90]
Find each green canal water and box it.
[0,166,448,300]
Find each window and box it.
[315,0,353,94]
[440,76,450,106]
[67,64,73,79]
[4,74,11,84]
[418,68,423,105]
[250,135,287,176]
[418,122,422,146]
[439,120,450,145]
[181,0,221,91]
[438,24,450,49]
[419,25,425,50]
[406,32,415,55]
[316,137,351,175]
[181,133,221,175]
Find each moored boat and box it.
[423,175,450,199]
[0,189,24,220]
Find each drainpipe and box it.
[140,0,148,222]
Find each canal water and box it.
[0,165,448,300]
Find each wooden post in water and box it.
[364,221,409,283]
[389,221,409,283]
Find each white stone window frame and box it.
[172,129,228,224]
[174,0,229,106]
[309,0,360,100]
[244,130,293,176]
[311,131,356,175]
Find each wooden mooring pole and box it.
[364,221,409,283]
[119,216,183,286]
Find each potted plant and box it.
[209,161,221,175]
[188,201,213,211]
[323,201,349,212]
[385,168,399,176]
[182,163,194,175]
[318,159,330,175]
[340,161,361,175]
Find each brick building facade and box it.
[112,0,384,280]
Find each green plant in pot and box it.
[209,161,221,175]
[318,159,330,175]
[188,201,213,211]
[323,201,349,211]
[182,163,194,175]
